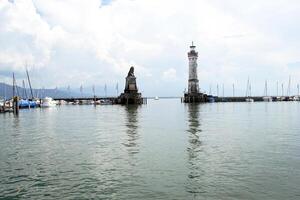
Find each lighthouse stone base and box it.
[118,92,143,104]
[183,92,208,103]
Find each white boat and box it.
[100,99,112,105]
[72,100,79,105]
[293,96,299,101]
[0,99,4,107]
[35,98,41,107]
[277,96,287,101]
[263,96,273,102]
[154,96,159,100]
[246,98,254,102]
[41,97,57,107]
[58,100,67,105]
[79,100,91,105]
[91,100,101,105]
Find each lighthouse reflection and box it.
[186,104,202,158]
[185,103,204,195]
[123,105,140,156]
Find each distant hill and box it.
[0,82,86,99]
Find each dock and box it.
[181,95,299,103]
[53,97,147,104]
[54,97,118,102]
[211,96,297,102]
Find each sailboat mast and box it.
[12,73,15,98]
[67,86,71,98]
[249,84,252,97]
[13,73,20,97]
[26,68,34,99]
[55,87,58,98]
[246,77,249,97]
[276,81,278,97]
[104,84,107,97]
[92,85,95,97]
[22,80,28,99]
[80,85,83,97]
[116,83,119,96]
[222,84,224,97]
[264,80,268,96]
[36,89,39,99]
[288,76,291,97]
[42,87,45,98]
[266,81,268,96]
[3,81,6,100]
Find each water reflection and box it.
[186,104,202,156]
[12,114,20,133]
[123,105,140,156]
[185,103,204,195]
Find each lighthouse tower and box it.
[188,42,199,94]
[183,42,207,103]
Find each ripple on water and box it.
[0,101,300,199]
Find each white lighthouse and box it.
[183,42,207,103]
[188,42,199,94]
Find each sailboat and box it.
[246,98,254,103]
[287,76,293,101]
[20,69,38,108]
[277,83,286,101]
[262,80,272,102]
[245,77,254,102]
[0,98,8,113]
[293,84,300,101]
[154,96,159,100]
[263,96,272,102]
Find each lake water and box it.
[1,99,300,199]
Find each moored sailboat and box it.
[262,80,272,102]
[245,78,254,102]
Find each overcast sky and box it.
[0,0,300,96]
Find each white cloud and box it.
[162,68,177,81]
[0,0,300,96]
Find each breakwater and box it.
[215,96,298,102]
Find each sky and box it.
[0,0,300,97]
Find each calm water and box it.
[0,99,300,199]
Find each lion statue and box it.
[127,66,135,77]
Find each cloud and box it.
[0,0,300,96]
[162,68,177,81]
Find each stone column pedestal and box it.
[118,66,144,105]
